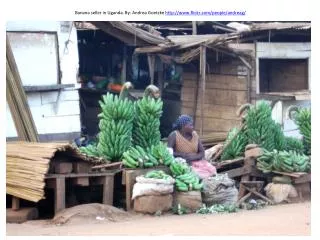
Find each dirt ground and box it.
[6,201,310,236]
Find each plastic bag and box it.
[205,144,223,161]
[136,176,175,185]
[201,174,239,205]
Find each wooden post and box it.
[157,60,164,94]
[192,21,197,35]
[12,197,20,211]
[121,46,127,84]
[199,45,207,136]
[54,177,65,214]
[102,176,114,205]
[147,54,155,85]
[238,157,255,200]
[246,67,251,103]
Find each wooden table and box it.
[217,157,269,200]
[45,171,119,214]
[121,166,170,211]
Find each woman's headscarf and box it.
[172,115,193,130]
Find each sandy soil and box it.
[6,202,310,236]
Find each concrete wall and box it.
[6,21,81,140]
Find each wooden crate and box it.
[121,166,170,211]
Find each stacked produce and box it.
[79,143,100,157]
[284,136,305,154]
[144,170,172,180]
[170,161,203,191]
[244,101,286,152]
[150,142,174,166]
[97,93,134,161]
[122,146,159,168]
[272,123,286,151]
[133,95,163,149]
[221,127,248,160]
[292,108,311,155]
[257,149,310,173]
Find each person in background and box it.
[167,115,217,179]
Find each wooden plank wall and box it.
[181,57,256,136]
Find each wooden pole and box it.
[12,197,20,211]
[121,46,127,84]
[192,21,197,35]
[157,60,164,94]
[6,35,39,142]
[247,67,251,103]
[199,45,206,136]
[147,54,155,85]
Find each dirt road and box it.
[6,202,310,236]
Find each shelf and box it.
[24,84,75,92]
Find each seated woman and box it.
[167,115,217,179]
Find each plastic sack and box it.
[136,175,175,185]
[132,183,174,200]
[205,144,223,161]
[201,174,239,205]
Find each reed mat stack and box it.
[6,142,106,202]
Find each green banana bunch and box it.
[257,149,310,173]
[243,101,286,152]
[284,136,304,154]
[169,161,191,177]
[145,170,172,180]
[169,161,203,191]
[79,144,100,158]
[221,127,248,161]
[175,172,203,192]
[133,96,163,149]
[98,93,134,121]
[151,142,174,166]
[122,145,159,169]
[97,92,134,162]
[292,108,311,155]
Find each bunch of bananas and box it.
[98,93,134,121]
[97,93,134,161]
[257,149,310,173]
[170,161,203,191]
[151,142,174,166]
[122,146,159,169]
[175,172,203,192]
[79,144,100,158]
[284,136,305,154]
[133,96,163,149]
[244,101,285,152]
[293,108,311,155]
[169,161,191,177]
[221,127,248,161]
[145,170,172,180]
